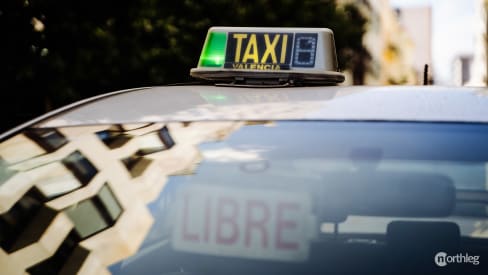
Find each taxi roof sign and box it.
[190,27,345,85]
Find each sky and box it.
[390,0,478,85]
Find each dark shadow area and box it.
[0,0,369,132]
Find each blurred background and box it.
[1,0,486,132]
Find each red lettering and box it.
[275,202,299,250]
[216,197,239,245]
[245,200,270,248]
[182,195,199,242]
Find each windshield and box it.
[1,121,487,274]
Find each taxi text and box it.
[225,33,292,70]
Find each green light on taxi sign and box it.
[199,32,227,67]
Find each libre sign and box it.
[172,184,316,262]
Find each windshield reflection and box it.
[1,121,488,274]
[0,122,242,274]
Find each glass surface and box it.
[109,121,488,274]
[98,184,122,221]
[1,121,488,274]
[65,199,108,239]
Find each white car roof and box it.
[35,85,488,128]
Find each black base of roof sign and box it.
[190,69,345,86]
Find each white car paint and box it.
[37,85,488,128]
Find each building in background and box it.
[467,0,488,86]
[341,0,419,85]
[396,6,433,84]
[454,55,474,86]
[367,0,417,85]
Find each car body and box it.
[3,85,488,137]
[1,84,488,275]
[2,26,488,274]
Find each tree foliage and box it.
[0,0,368,131]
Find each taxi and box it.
[1,27,488,275]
